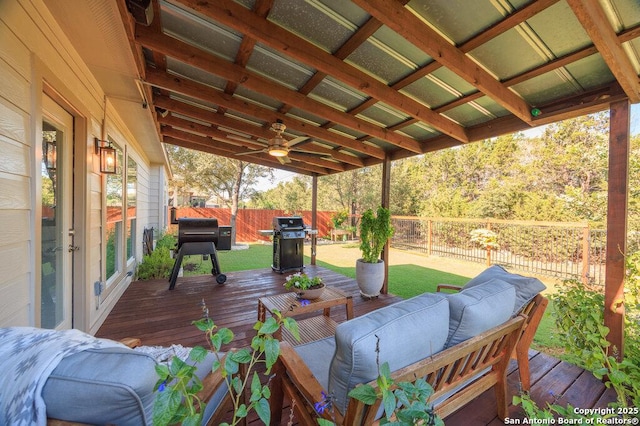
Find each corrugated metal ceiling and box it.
[121,0,640,175]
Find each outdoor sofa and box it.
[270,265,548,425]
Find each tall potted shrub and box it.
[356,206,394,298]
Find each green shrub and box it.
[136,233,176,280]
[515,250,640,418]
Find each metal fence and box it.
[391,216,640,286]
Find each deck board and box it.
[96,266,617,425]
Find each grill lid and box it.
[272,216,304,231]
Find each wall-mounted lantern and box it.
[94,138,117,174]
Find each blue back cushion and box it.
[328,292,450,414]
[463,265,546,314]
[445,279,516,348]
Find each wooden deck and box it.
[96,266,616,425]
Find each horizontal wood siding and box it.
[0,9,33,327]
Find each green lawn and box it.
[182,244,558,353]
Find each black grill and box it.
[272,217,305,273]
[168,208,229,290]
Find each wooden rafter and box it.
[154,96,366,168]
[135,26,423,153]
[175,0,469,143]
[352,0,534,125]
[566,0,640,103]
[143,68,388,159]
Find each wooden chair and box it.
[270,315,526,425]
[437,285,549,391]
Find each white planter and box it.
[355,259,385,298]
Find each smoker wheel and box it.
[215,274,227,284]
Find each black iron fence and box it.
[390,217,640,286]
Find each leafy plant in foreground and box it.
[153,300,299,425]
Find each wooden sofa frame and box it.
[437,286,549,391]
[270,314,526,425]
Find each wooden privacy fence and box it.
[169,207,335,242]
[391,216,640,286]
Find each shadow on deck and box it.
[96,266,616,425]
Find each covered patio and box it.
[95,266,617,425]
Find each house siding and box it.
[0,0,167,332]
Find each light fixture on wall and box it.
[94,138,117,174]
[44,140,57,170]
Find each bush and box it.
[136,233,176,280]
[515,250,640,419]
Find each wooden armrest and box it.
[119,337,141,348]
[436,284,462,293]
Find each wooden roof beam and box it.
[566,0,640,103]
[176,0,469,143]
[154,96,366,168]
[353,0,534,125]
[135,26,420,153]
[159,115,347,172]
[161,128,331,175]
[143,68,387,160]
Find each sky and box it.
[256,104,640,191]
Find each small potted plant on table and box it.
[284,272,325,299]
[356,206,394,298]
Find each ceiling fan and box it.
[234,121,315,164]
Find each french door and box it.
[41,95,74,329]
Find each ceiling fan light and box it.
[269,147,288,157]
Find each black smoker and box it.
[168,208,230,290]
[272,216,306,273]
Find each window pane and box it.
[126,157,137,260]
[106,142,123,281]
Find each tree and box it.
[166,146,272,245]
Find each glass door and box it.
[41,95,74,329]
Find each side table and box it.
[257,287,353,345]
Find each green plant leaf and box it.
[259,316,280,335]
[231,348,252,364]
[348,384,378,405]
[264,338,280,370]
[283,317,300,341]
[189,346,208,363]
[217,327,234,344]
[254,398,271,425]
[153,388,182,426]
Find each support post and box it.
[381,155,391,294]
[582,224,590,285]
[311,174,318,266]
[604,99,630,360]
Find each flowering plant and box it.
[283,272,323,291]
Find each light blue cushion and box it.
[43,347,157,425]
[328,292,450,414]
[463,265,546,314]
[43,347,226,426]
[294,337,336,391]
[445,279,516,348]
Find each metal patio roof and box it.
[117,0,640,176]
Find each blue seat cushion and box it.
[42,346,226,426]
[462,265,546,314]
[445,279,516,348]
[328,292,450,414]
[42,347,157,425]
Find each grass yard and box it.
[181,243,559,354]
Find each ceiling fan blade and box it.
[287,136,310,147]
[277,156,291,164]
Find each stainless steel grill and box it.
[272,217,305,273]
[168,208,229,290]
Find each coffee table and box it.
[257,286,353,346]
